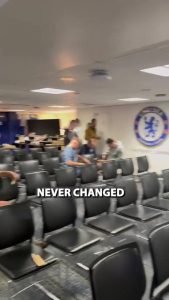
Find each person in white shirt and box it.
[73,118,83,142]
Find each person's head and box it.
[74,118,80,127]
[106,138,117,149]
[69,137,80,149]
[69,120,76,130]
[91,118,97,128]
[88,137,98,148]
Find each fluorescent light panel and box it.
[48,105,71,108]
[3,109,25,112]
[60,77,75,82]
[46,110,76,113]
[118,98,148,102]
[140,65,169,77]
[31,88,74,94]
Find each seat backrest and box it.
[102,161,117,180]
[36,152,50,164]
[90,242,146,300]
[45,147,59,157]
[30,148,42,159]
[13,149,25,157]
[55,167,77,187]
[140,172,159,200]
[15,152,33,161]
[81,164,98,184]
[19,160,39,179]
[115,177,138,208]
[43,157,60,175]
[0,152,14,164]
[0,203,34,249]
[84,192,110,219]
[119,158,134,176]
[42,197,76,233]
[149,223,169,287]
[0,150,12,155]
[162,169,169,193]
[0,163,14,171]
[137,156,149,173]
[25,171,51,196]
[0,177,18,200]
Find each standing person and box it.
[64,120,77,146]
[73,119,84,144]
[103,138,123,160]
[73,118,83,142]
[84,122,91,139]
[62,137,90,175]
[0,171,18,207]
[85,118,100,141]
[73,118,81,135]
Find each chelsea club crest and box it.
[134,107,169,146]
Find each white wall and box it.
[77,101,169,173]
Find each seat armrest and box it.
[152,278,169,299]
[110,197,117,212]
[76,177,81,186]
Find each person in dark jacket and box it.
[79,137,97,157]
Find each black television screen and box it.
[27,119,60,135]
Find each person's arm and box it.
[63,148,85,167]
[66,160,85,167]
[97,159,107,163]
[0,201,11,207]
[0,171,18,184]
[78,155,91,164]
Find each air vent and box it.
[89,69,112,80]
[155,93,167,97]
[141,88,151,92]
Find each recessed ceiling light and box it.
[140,65,169,77]
[31,88,75,94]
[117,98,148,102]
[60,77,75,82]
[48,105,71,108]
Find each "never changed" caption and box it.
[37,187,125,198]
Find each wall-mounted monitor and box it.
[27,119,60,135]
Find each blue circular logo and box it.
[134,106,168,146]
